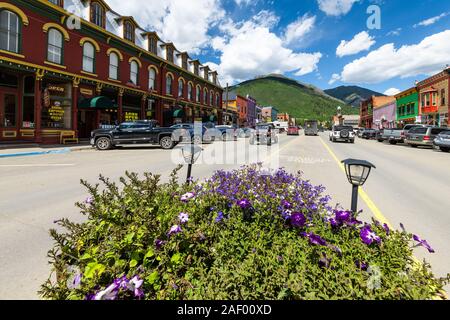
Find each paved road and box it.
[0,132,449,299]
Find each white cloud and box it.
[105,0,224,54]
[414,12,449,28]
[338,30,450,84]
[328,73,341,85]
[284,14,316,45]
[234,0,257,6]
[317,0,359,16]
[336,31,376,57]
[387,28,402,36]
[384,88,400,96]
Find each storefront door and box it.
[78,110,96,139]
[0,89,18,134]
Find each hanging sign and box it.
[48,101,65,121]
[43,88,51,108]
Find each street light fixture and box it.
[341,159,376,213]
[182,144,203,184]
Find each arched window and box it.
[196,86,201,102]
[216,94,220,107]
[166,74,173,95]
[149,68,156,90]
[47,28,63,65]
[82,42,95,73]
[203,89,208,104]
[188,83,193,101]
[130,61,139,85]
[178,79,184,97]
[124,22,135,43]
[109,52,119,80]
[0,10,20,53]
[210,90,214,106]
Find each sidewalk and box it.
[0,142,92,158]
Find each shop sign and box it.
[48,85,65,93]
[125,112,139,121]
[80,88,94,96]
[48,101,65,121]
[43,88,51,108]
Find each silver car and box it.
[433,130,450,152]
[405,126,448,148]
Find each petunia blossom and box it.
[360,225,381,246]
[178,212,189,224]
[413,235,435,253]
[300,232,327,246]
[290,212,306,228]
[168,225,182,237]
[94,283,118,300]
[180,192,195,202]
[237,199,252,209]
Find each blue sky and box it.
[107,0,450,94]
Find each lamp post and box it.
[341,159,376,213]
[182,144,203,184]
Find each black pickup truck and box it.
[90,120,185,150]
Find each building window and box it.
[0,10,20,53]
[210,91,213,105]
[216,94,220,107]
[47,28,63,65]
[203,89,208,104]
[432,92,437,106]
[166,47,174,63]
[124,22,135,43]
[182,57,188,70]
[166,74,173,95]
[109,52,119,80]
[90,2,105,28]
[149,68,156,90]
[188,83,193,100]
[442,89,446,106]
[178,79,184,97]
[130,61,139,85]
[149,37,157,54]
[82,42,95,73]
[196,86,201,102]
[48,0,64,7]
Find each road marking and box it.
[318,137,393,229]
[0,164,75,167]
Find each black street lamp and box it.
[182,144,202,184]
[341,159,376,213]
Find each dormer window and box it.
[166,46,174,63]
[124,21,135,43]
[182,56,188,70]
[149,37,157,54]
[90,2,106,28]
[48,0,64,7]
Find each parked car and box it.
[360,128,377,139]
[379,128,403,144]
[304,120,319,136]
[329,125,355,143]
[214,125,239,141]
[90,120,183,150]
[287,126,300,136]
[170,123,215,144]
[237,127,253,138]
[250,123,278,145]
[405,126,449,148]
[433,130,450,152]
[356,128,366,138]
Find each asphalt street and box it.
[0,132,449,299]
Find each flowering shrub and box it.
[40,165,449,300]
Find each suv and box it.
[361,129,377,139]
[329,125,355,143]
[90,120,183,150]
[304,120,319,136]
[405,126,448,148]
[433,130,450,152]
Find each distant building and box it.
[360,96,396,129]
[395,87,419,125]
[222,91,239,125]
[246,95,257,127]
[333,115,360,127]
[261,106,279,122]
[277,113,290,122]
[373,98,397,129]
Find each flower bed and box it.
[40,165,449,300]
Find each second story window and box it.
[149,68,156,90]
[178,79,184,97]
[166,74,173,95]
[0,10,20,54]
[109,52,119,80]
[196,86,201,102]
[82,42,95,73]
[203,89,208,104]
[149,37,157,54]
[441,89,446,106]
[130,61,139,85]
[188,83,193,101]
[47,28,63,65]
[166,46,174,63]
[90,2,105,28]
[124,22,135,43]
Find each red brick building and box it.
[0,0,223,143]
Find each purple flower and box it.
[180,192,195,202]
[289,212,306,228]
[94,283,119,300]
[355,260,369,271]
[168,225,182,237]
[178,212,189,224]
[67,272,82,290]
[155,239,166,249]
[281,209,293,220]
[281,199,292,209]
[114,276,129,290]
[383,223,390,235]
[237,199,252,209]
[413,235,435,253]
[85,196,94,204]
[300,232,328,246]
[360,225,381,246]
[130,276,144,299]
[215,211,224,223]
[335,210,352,223]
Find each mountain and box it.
[324,86,385,108]
[229,74,356,122]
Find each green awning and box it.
[173,109,184,118]
[79,96,116,109]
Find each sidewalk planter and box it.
[40,165,449,300]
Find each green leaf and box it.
[84,262,106,279]
[147,271,160,284]
[171,253,182,265]
[129,259,138,268]
[144,249,155,259]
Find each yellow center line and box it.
[318,137,393,229]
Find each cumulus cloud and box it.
[317,0,359,16]
[105,0,224,54]
[414,12,449,28]
[338,30,450,84]
[284,14,316,45]
[336,31,376,57]
[384,88,400,96]
[328,73,341,85]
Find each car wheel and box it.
[160,136,175,150]
[95,137,112,150]
[410,144,418,148]
[440,147,450,152]
[389,141,397,145]
[378,139,383,142]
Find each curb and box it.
[0,148,71,158]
